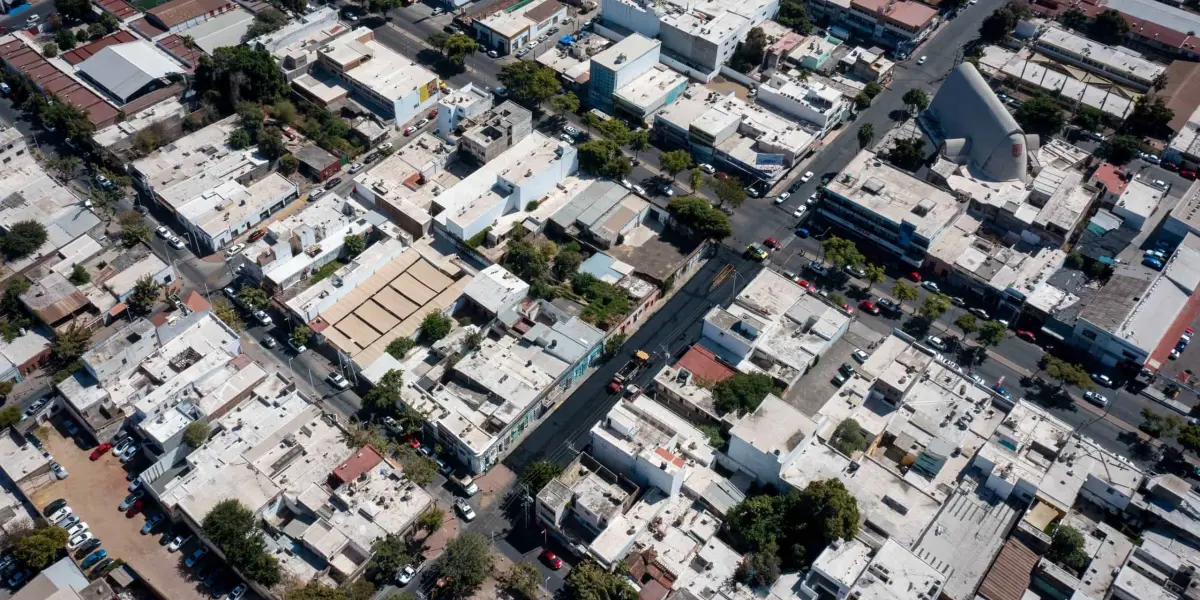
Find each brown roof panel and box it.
[96,0,140,19]
[147,0,231,29]
[62,30,138,65]
[129,16,169,38]
[978,538,1039,600]
[525,0,563,23]
[1162,60,1200,132]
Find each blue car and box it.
[81,549,107,569]
[1143,256,1164,270]
[795,227,809,238]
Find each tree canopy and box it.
[920,294,951,321]
[886,137,925,170]
[420,312,453,342]
[520,461,563,493]
[1140,408,1181,439]
[659,150,693,180]
[196,46,287,111]
[977,321,1007,346]
[437,533,492,597]
[902,88,929,113]
[1047,524,1089,572]
[1090,9,1129,45]
[14,527,68,569]
[497,62,561,107]
[127,276,163,315]
[1041,355,1093,390]
[1015,94,1065,137]
[712,176,746,209]
[0,405,20,430]
[732,27,768,72]
[667,196,731,240]
[202,499,281,586]
[1098,135,1142,165]
[183,421,211,448]
[563,560,638,600]
[726,479,860,569]
[445,34,477,66]
[577,140,631,179]
[362,369,403,414]
[1,221,48,258]
[775,0,812,32]
[713,372,780,415]
[822,237,864,268]
[1123,95,1174,139]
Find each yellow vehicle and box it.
[746,243,769,261]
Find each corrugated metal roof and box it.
[78,41,183,102]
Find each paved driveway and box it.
[28,427,208,600]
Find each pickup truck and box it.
[608,350,650,394]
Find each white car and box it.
[970,307,990,320]
[167,535,186,552]
[852,349,870,363]
[1083,391,1108,407]
[774,192,791,205]
[49,506,72,524]
[632,184,647,196]
[67,532,94,550]
[925,336,947,351]
[66,522,89,538]
[455,500,476,521]
[792,206,806,218]
[921,281,940,293]
[155,226,170,239]
[699,163,715,174]
[224,244,245,257]
[619,178,631,189]
[228,584,247,600]
[397,565,417,585]
[50,461,68,480]
[308,189,325,202]
[327,373,350,390]
[808,192,819,205]
[917,55,927,65]
[799,171,814,183]
[432,6,444,14]
[119,443,139,463]
[348,162,365,174]
[252,310,272,326]
[169,236,185,250]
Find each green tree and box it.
[628,128,650,162]
[0,405,20,430]
[712,176,746,209]
[42,43,58,58]
[271,99,297,125]
[203,499,256,549]
[212,298,245,331]
[183,421,211,448]
[854,92,872,110]
[1015,94,1066,137]
[367,535,410,583]
[444,33,477,66]
[1047,524,1090,572]
[291,325,312,348]
[228,129,252,149]
[863,264,885,295]
[713,372,779,415]
[395,447,436,486]
[550,92,580,116]
[238,285,270,311]
[257,127,287,161]
[417,506,445,535]
[1123,95,1174,139]
[857,123,874,148]
[886,137,925,170]
[1072,106,1105,132]
[892,281,919,306]
[437,533,492,597]
[577,139,631,179]
[279,154,298,175]
[920,294,951,321]
[68,263,90,286]
[689,169,703,193]
[362,369,403,413]
[563,560,638,600]
[119,212,151,248]
[864,82,883,98]
[521,461,563,493]
[954,313,978,338]
[1178,424,1200,453]
[596,118,632,145]
[732,27,768,72]
[603,332,627,358]
[735,547,782,587]
[902,88,929,114]
[202,500,280,586]
[1060,7,1088,30]
[1090,9,1129,45]
[553,249,582,281]
[979,4,1020,42]
[426,31,450,53]
[54,0,91,21]
[668,196,731,240]
[246,8,288,38]
[127,276,162,315]
[1098,134,1142,165]
[978,320,1007,346]
[497,62,561,108]
[386,337,416,360]
[830,418,871,456]
[775,0,812,32]
[504,237,548,283]
[420,312,452,342]
[659,150,693,181]
[55,28,77,50]
[195,46,288,111]
[344,234,366,257]
[1140,408,1181,439]
[367,0,402,12]
[14,527,68,569]
[1,221,48,258]
[500,561,541,600]
[1041,355,1093,390]
[822,236,864,269]
[86,22,105,41]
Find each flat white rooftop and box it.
[827,149,962,240]
[1036,27,1165,84]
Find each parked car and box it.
[1091,372,1114,387]
[155,226,170,238]
[141,514,164,535]
[64,420,79,436]
[327,373,350,390]
[397,564,417,585]
[120,489,145,511]
[252,310,272,326]
[169,236,185,249]
[50,506,72,524]
[859,300,880,315]
[43,498,66,517]
[167,535,186,552]
[288,338,307,354]
[67,532,93,550]
[126,501,145,517]
[184,549,208,566]
[7,568,30,588]
[908,271,922,282]
[853,349,870,363]
[541,550,563,570]
[806,261,828,277]
[262,335,277,349]
[90,443,112,460]
[248,229,266,242]
[75,538,101,557]
[774,192,790,205]
[877,298,900,313]
[455,499,476,521]
[970,308,990,320]
[699,163,715,174]
[114,436,135,455]
[925,336,947,351]
[308,189,325,202]
[81,550,107,569]
[845,264,866,278]
[792,205,806,218]
[921,281,941,293]
[348,162,364,174]
[90,558,113,575]
[1016,330,1037,343]
[325,177,342,190]
[118,444,139,463]
[224,244,245,258]
[228,584,247,600]
[66,522,89,538]
[51,461,68,480]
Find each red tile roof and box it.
[331,445,385,485]
[156,34,204,67]
[978,539,1039,600]
[674,345,735,385]
[182,290,211,313]
[62,30,138,65]
[654,447,685,468]
[0,39,118,128]
[147,0,233,29]
[129,16,168,39]
[95,0,140,19]
[1092,162,1129,196]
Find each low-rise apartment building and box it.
[473,0,569,56]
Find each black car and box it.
[75,538,102,557]
[43,498,67,517]
[876,298,900,313]
[89,558,113,577]
[324,177,342,190]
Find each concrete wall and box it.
[599,0,661,38]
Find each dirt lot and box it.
[29,425,209,600]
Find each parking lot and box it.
[784,322,883,416]
[28,424,211,600]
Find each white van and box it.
[456,475,479,497]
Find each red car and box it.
[1183,170,1198,181]
[247,229,266,242]
[908,271,922,282]
[428,108,439,118]
[89,442,112,461]
[126,501,144,517]
[1188,327,1196,335]
[764,237,781,250]
[404,126,416,136]
[841,302,855,314]
[541,551,562,570]
[797,279,816,293]
[1016,330,1037,343]
[859,300,880,315]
